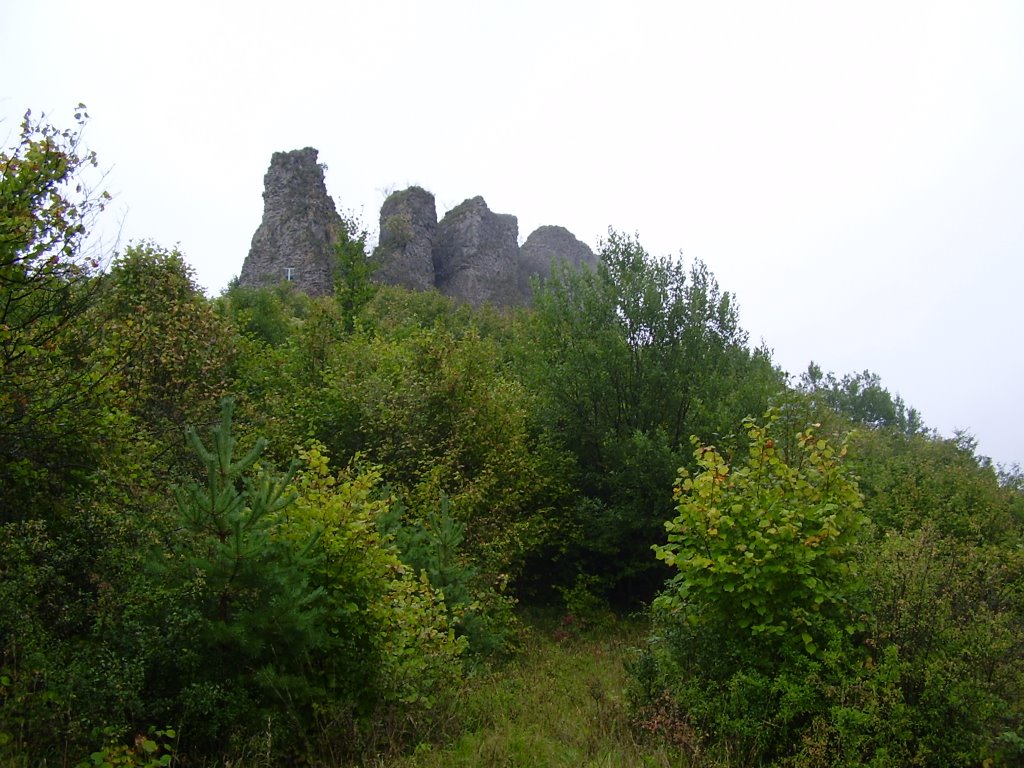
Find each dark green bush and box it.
[137,405,467,762]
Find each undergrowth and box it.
[373,611,689,768]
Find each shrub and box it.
[135,404,466,763]
[638,411,1024,765]
[279,443,467,759]
[653,410,867,664]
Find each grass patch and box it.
[372,613,689,768]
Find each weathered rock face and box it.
[239,147,342,296]
[239,151,596,307]
[432,196,521,307]
[372,186,437,291]
[518,225,598,298]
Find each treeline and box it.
[2,110,1022,766]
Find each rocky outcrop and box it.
[239,147,342,296]
[432,196,521,307]
[372,186,437,291]
[518,225,597,298]
[239,149,597,307]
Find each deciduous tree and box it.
[523,230,783,598]
[0,105,111,514]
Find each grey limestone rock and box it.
[238,149,597,308]
[432,196,521,307]
[372,186,437,291]
[518,225,597,300]
[239,147,342,297]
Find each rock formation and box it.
[518,225,597,298]
[239,147,342,297]
[432,196,521,307]
[372,186,437,291]
[239,149,597,307]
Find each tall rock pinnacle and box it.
[373,186,437,291]
[239,147,342,296]
[432,196,521,307]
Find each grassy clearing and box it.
[373,615,689,768]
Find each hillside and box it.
[2,108,1023,768]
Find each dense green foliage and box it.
[654,413,867,661]
[2,109,1022,766]
[0,106,111,518]
[520,231,784,599]
[635,408,1024,766]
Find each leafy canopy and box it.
[0,104,112,515]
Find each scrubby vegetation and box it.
[2,108,1021,767]
[638,413,1024,765]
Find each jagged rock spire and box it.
[239,147,342,296]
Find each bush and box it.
[133,403,467,763]
[276,443,468,759]
[637,411,1024,765]
[851,528,1024,764]
[380,494,519,659]
[653,410,867,664]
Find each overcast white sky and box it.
[2,1,1021,468]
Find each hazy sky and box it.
[2,1,1022,468]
